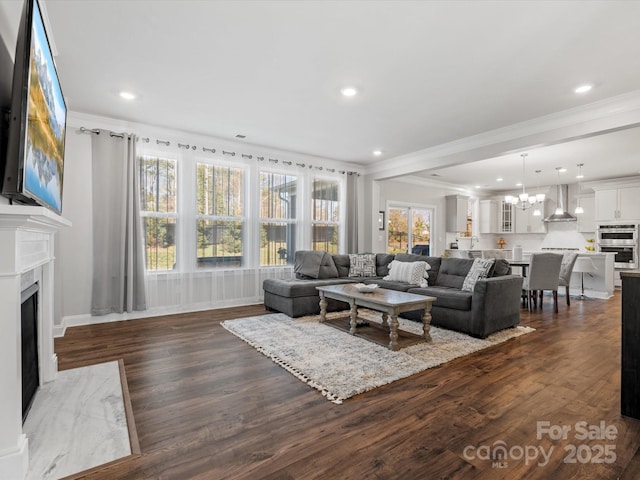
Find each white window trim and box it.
[137,143,348,272]
[139,154,180,272]
[385,201,437,255]
[258,167,300,267]
[311,174,344,254]
[194,159,249,270]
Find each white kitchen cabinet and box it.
[595,187,640,221]
[499,200,514,233]
[595,189,618,221]
[479,199,498,234]
[514,200,547,234]
[618,187,640,220]
[446,195,470,233]
[576,194,595,233]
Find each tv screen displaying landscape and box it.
[23,0,66,213]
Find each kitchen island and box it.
[445,250,615,299]
[519,251,614,299]
[566,252,615,299]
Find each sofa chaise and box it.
[262,251,524,338]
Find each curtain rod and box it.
[78,126,359,176]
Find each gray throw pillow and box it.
[348,253,377,277]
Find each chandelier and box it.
[504,153,545,211]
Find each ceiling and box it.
[418,124,640,192]
[2,0,640,185]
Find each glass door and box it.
[411,208,431,255]
[387,206,433,255]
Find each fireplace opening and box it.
[21,282,39,423]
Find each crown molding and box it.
[583,175,640,191]
[379,174,476,195]
[365,90,640,180]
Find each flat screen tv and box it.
[2,0,66,214]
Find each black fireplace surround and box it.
[21,282,39,422]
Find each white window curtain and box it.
[345,172,358,253]
[91,131,147,315]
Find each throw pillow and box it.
[348,253,377,277]
[461,258,495,292]
[383,260,429,287]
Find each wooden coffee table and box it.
[316,284,437,351]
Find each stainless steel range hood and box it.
[544,184,577,222]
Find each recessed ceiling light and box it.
[559,167,567,173]
[340,87,358,97]
[516,182,522,187]
[119,91,136,100]
[373,150,382,156]
[496,177,503,182]
[576,174,584,179]
[575,84,593,94]
[475,185,482,189]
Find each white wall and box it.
[54,112,361,331]
[370,177,475,256]
[57,130,93,322]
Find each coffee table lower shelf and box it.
[316,284,437,351]
[323,316,427,349]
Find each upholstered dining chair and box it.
[522,253,564,313]
[558,252,579,306]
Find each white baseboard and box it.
[56,296,264,338]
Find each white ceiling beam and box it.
[366,90,640,181]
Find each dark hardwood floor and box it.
[55,293,640,479]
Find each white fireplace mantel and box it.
[0,205,70,480]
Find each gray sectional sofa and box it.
[263,251,524,338]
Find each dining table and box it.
[508,260,531,307]
[508,260,530,278]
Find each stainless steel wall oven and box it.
[597,224,638,269]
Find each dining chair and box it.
[522,253,564,313]
[558,252,579,306]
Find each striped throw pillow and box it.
[383,260,429,287]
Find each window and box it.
[260,171,297,266]
[139,156,177,271]
[196,163,245,268]
[311,178,340,253]
[387,206,432,255]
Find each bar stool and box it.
[572,257,597,299]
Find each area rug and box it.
[221,311,535,404]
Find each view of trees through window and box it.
[139,156,178,271]
[260,172,297,266]
[387,206,432,255]
[196,163,245,267]
[138,156,345,271]
[311,179,340,253]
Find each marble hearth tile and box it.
[23,361,131,480]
